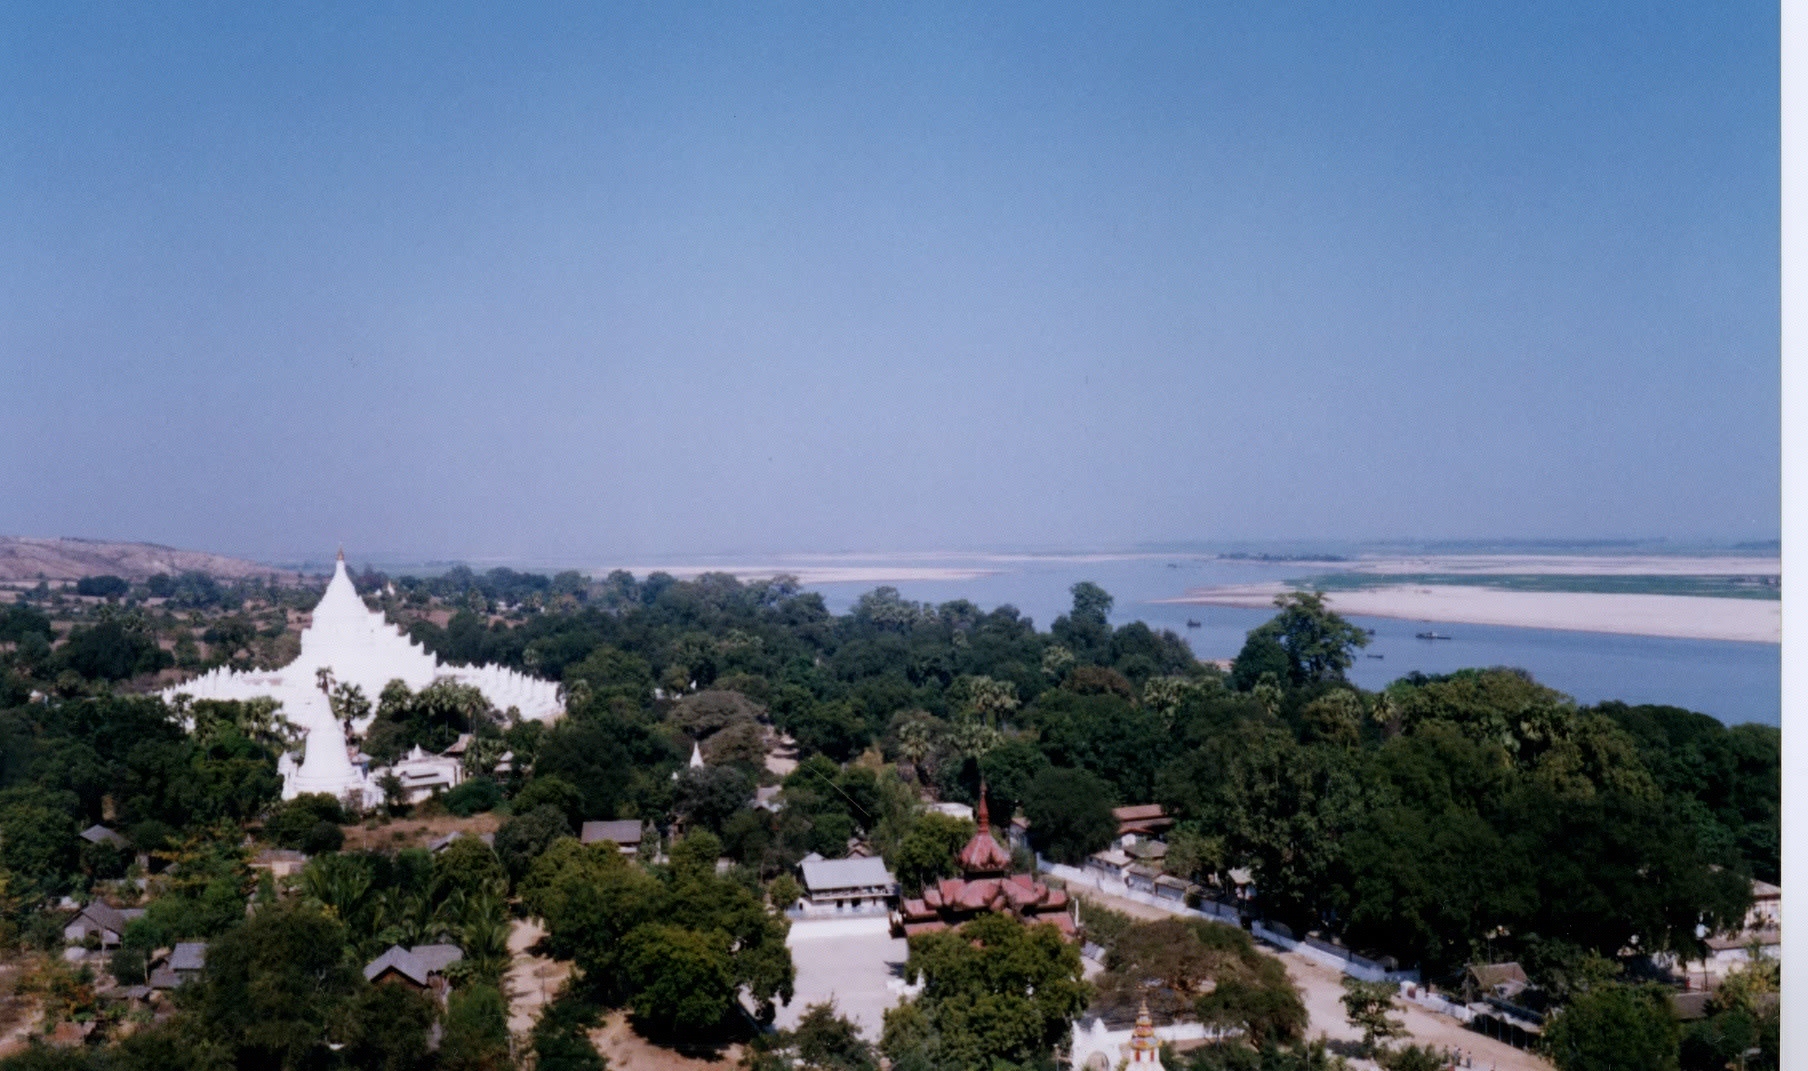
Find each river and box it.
[788,553,1779,728]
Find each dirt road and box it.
[505,918,573,1036]
[1072,890,1549,1071]
[1279,950,1550,1071]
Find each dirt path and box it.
[1275,948,1549,1071]
[590,1015,743,1069]
[1072,887,1171,922]
[504,918,572,1036]
[0,963,38,1059]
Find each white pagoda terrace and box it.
[161,551,562,805]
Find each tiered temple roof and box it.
[894,791,1074,938]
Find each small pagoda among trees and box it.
[892,789,1074,937]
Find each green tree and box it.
[1022,766,1117,865]
[768,872,803,910]
[440,983,513,1071]
[883,912,1090,1069]
[434,835,508,900]
[1194,959,1309,1050]
[530,995,610,1071]
[332,981,440,1071]
[672,764,753,836]
[494,803,573,884]
[1543,982,1681,1071]
[781,1000,879,1070]
[1339,977,1404,1054]
[892,812,976,895]
[620,923,737,1033]
[193,900,362,1070]
[1233,592,1368,688]
[513,775,586,827]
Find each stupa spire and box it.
[1128,996,1162,1065]
[956,779,1013,876]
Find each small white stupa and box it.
[166,550,564,805]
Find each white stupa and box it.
[164,550,564,804]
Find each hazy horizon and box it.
[3,4,1778,561]
[233,535,1788,577]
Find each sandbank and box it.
[1162,583,1780,644]
[595,564,997,584]
[1277,553,1779,578]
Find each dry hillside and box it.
[0,536,296,582]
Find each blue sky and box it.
[0,3,1779,562]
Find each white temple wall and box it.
[161,555,564,804]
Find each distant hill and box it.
[0,537,296,583]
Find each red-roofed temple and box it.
[892,791,1074,939]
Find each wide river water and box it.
[779,554,1780,728]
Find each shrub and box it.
[301,821,344,855]
[444,778,503,817]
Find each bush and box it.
[531,994,607,1071]
[494,805,572,884]
[768,874,801,911]
[76,575,130,599]
[301,821,344,855]
[444,778,503,817]
[263,794,348,849]
[110,946,148,986]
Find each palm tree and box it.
[896,720,935,786]
[300,853,374,936]
[453,894,512,988]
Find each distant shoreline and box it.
[594,564,1002,584]
[1160,582,1781,644]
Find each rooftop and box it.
[580,819,644,847]
[364,943,464,987]
[801,856,895,892]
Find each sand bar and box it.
[1163,583,1780,644]
[1280,553,1780,577]
[596,564,998,584]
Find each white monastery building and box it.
[161,551,562,805]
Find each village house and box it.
[1661,877,1782,987]
[1747,878,1781,930]
[1112,804,1174,843]
[148,942,207,989]
[388,744,465,803]
[1086,847,1134,883]
[78,824,127,850]
[63,902,145,948]
[1461,962,1530,1005]
[364,944,464,999]
[579,819,645,856]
